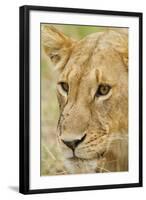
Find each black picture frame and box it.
[19,5,143,194]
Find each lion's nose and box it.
[61,134,86,150]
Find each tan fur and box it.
[42,25,128,174]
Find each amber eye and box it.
[59,82,69,93]
[96,84,111,96]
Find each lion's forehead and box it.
[60,48,125,86]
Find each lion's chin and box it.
[63,157,98,174]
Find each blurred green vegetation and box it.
[54,24,105,39]
[41,24,106,176]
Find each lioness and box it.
[42,25,128,174]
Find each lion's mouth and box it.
[67,151,105,161]
[61,147,107,173]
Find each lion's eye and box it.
[59,82,69,93]
[96,84,111,96]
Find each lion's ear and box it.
[121,52,128,70]
[102,29,128,71]
[42,25,75,70]
[117,46,128,71]
[110,29,128,71]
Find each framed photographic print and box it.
[19,5,143,194]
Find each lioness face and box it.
[42,26,128,174]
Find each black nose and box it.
[62,134,86,150]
